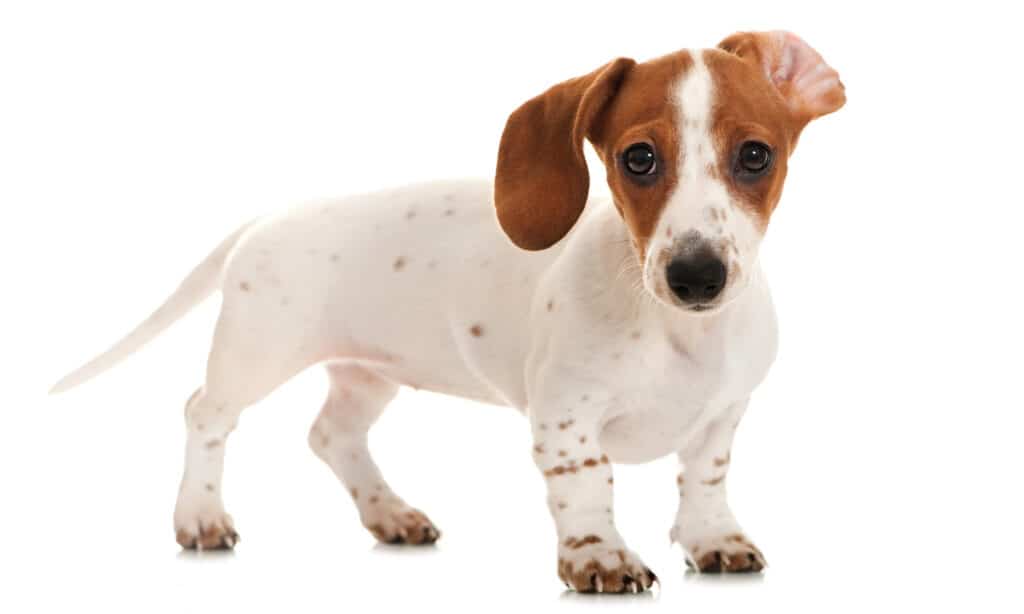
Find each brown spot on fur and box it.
[713,453,731,467]
[350,487,358,499]
[600,454,609,464]
[329,252,340,263]
[557,419,575,430]
[547,300,555,312]
[204,439,221,450]
[369,495,380,504]
[205,483,215,492]
[239,281,250,291]
[533,443,545,454]
[405,209,416,220]
[579,436,587,444]
[557,501,568,510]
[583,458,599,467]
[393,257,406,271]
[443,208,455,216]
[676,474,684,485]
[564,534,603,549]
[469,324,484,337]
[702,475,725,486]
[558,450,568,457]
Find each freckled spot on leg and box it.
[350,488,358,499]
[330,253,340,263]
[713,453,731,467]
[393,257,406,271]
[195,424,205,431]
[547,300,554,312]
[443,208,455,216]
[205,483,215,492]
[533,443,545,454]
[204,439,222,450]
[583,458,599,467]
[239,281,251,291]
[557,419,574,430]
[579,436,587,444]
[600,454,609,464]
[557,501,567,510]
[607,477,614,484]
[702,475,725,486]
[369,495,380,504]
[564,535,603,549]
[558,450,567,457]
[469,324,484,337]
[405,209,416,220]
[677,474,684,485]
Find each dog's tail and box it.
[49,221,257,395]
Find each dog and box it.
[51,30,844,593]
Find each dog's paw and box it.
[363,503,440,545]
[558,538,657,593]
[684,533,766,573]
[174,514,239,550]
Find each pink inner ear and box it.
[767,31,845,119]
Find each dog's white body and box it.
[53,34,844,591]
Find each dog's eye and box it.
[736,141,772,175]
[623,143,657,176]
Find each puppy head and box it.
[495,31,844,313]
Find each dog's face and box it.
[495,31,845,313]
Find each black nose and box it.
[666,252,727,304]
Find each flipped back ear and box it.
[718,31,845,125]
[494,58,635,250]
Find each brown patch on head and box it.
[706,32,845,227]
[592,51,695,255]
[469,324,484,337]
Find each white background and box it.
[2,1,1022,612]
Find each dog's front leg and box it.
[530,394,657,593]
[671,398,766,573]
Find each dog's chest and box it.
[597,309,776,463]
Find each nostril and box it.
[677,286,691,297]
[704,284,719,294]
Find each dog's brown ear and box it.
[718,31,845,125]
[495,58,635,250]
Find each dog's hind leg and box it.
[308,363,440,545]
[174,311,315,550]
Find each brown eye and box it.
[623,143,657,176]
[737,141,772,175]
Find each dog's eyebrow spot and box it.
[393,257,406,271]
[469,324,484,337]
[239,281,251,291]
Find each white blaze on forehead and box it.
[677,49,717,185]
[655,49,729,240]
